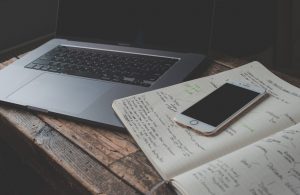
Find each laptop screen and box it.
[56,0,213,53]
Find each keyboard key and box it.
[32,64,43,70]
[40,65,50,71]
[25,63,36,69]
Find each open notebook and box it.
[113,62,300,195]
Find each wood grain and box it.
[40,115,138,166]
[0,137,56,195]
[0,106,138,194]
[1,57,18,66]
[0,63,5,69]
[109,151,175,195]
[212,53,249,68]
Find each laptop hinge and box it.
[117,43,131,47]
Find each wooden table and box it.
[0,54,299,195]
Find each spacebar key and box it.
[63,70,96,79]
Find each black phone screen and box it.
[182,83,260,127]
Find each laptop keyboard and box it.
[25,46,179,87]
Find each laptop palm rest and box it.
[7,73,111,115]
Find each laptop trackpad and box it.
[7,73,111,114]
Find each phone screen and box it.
[182,83,260,127]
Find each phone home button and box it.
[190,120,199,126]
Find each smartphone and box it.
[174,82,267,136]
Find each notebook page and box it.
[172,123,300,195]
[113,62,300,180]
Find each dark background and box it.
[0,0,58,59]
[56,0,213,53]
[0,0,299,75]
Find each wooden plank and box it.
[110,151,175,194]
[0,106,139,194]
[17,52,28,59]
[0,57,17,70]
[34,125,139,194]
[1,57,18,67]
[0,138,56,195]
[0,63,5,69]
[40,115,139,166]
[0,54,26,69]
[202,61,232,76]
[212,52,249,68]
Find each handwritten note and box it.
[113,62,300,180]
[172,123,300,195]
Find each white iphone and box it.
[174,82,267,136]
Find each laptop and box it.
[0,0,214,130]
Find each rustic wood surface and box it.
[0,55,299,195]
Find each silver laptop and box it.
[0,1,213,130]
